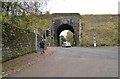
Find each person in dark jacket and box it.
[40,39,45,54]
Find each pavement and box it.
[10,46,118,77]
[2,47,56,77]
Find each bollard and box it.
[93,35,96,47]
[94,40,96,47]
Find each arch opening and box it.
[57,24,74,46]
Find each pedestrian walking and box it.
[40,39,45,54]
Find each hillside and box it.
[80,15,118,46]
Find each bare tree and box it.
[1,0,50,16]
[17,0,50,16]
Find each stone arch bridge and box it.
[51,13,81,46]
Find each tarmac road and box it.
[12,46,118,77]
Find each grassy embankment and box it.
[80,15,118,47]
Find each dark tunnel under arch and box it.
[57,24,75,46]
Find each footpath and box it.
[2,47,56,77]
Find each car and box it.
[62,42,71,48]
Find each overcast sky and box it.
[47,0,119,36]
[48,0,119,14]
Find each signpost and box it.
[34,27,38,51]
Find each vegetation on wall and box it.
[1,2,51,62]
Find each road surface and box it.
[12,46,118,77]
